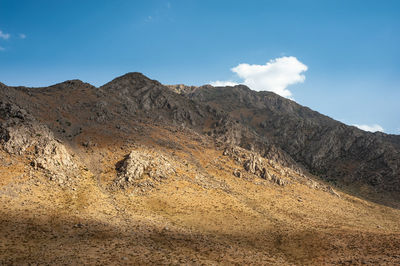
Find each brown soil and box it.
[1,127,400,265]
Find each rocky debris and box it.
[115,149,176,189]
[207,115,305,176]
[270,174,287,186]
[89,100,114,123]
[81,140,97,148]
[223,146,335,189]
[31,138,77,183]
[0,101,78,183]
[223,146,288,186]
[73,223,84,228]
[233,169,241,178]
[326,186,340,197]
[166,84,199,95]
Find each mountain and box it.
[1,73,400,264]
[169,84,400,203]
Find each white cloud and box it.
[211,56,307,98]
[19,33,26,39]
[210,80,238,87]
[353,124,384,132]
[0,30,10,40]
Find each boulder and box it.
[115,149,176,188]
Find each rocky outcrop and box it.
[223,146,289,186]
[223,145,340,195]
[0,101,78,183]
[165,84,200,95]
[115,149,176,188]
[31,138,77,183]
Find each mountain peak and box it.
[101,72,160,89]
[59,79,85,86]
[111,72,153,83]
[117,72,149,79]
[45,79,96,91]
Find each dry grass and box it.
[1,129,400,265]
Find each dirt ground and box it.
[1,136,400,265]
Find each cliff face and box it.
[176,84,400,196]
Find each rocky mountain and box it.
[0,73,304,180]
[1,73,400,264]
[169,84,400,201]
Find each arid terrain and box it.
[1,73,400,265]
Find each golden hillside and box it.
[1,74,400,265]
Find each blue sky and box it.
[0,0,399,134]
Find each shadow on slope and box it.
[1,209,400,265]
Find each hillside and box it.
[1,73,400,264]
[170,84,400,206]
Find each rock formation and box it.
[0,101,78,183]
[115,149,176,189]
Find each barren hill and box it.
[171,84,400,205]
[1,73,400,264]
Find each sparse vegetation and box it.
[0,74,399,264]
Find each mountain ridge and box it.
[167,83,400,200]
[1,73,399,202]
[1,73,400,264]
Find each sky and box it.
[0,0,399,134]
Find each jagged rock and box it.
[116,151,151,183]
[270,174,287,186]
[261,169,271,180]
[308,180,320,189]
[115,149,176,188]
[326,186,340,197]
[233,169,241,178]
[0,101,78,182]
[32,138,77,181]
[223,146,288,186]
[165,84,200,95]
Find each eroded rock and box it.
[0,101,78,182]
[223,146,288,186]
[115,149,176,188]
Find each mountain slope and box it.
[173,84,400,203]
[1,73,400,264]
